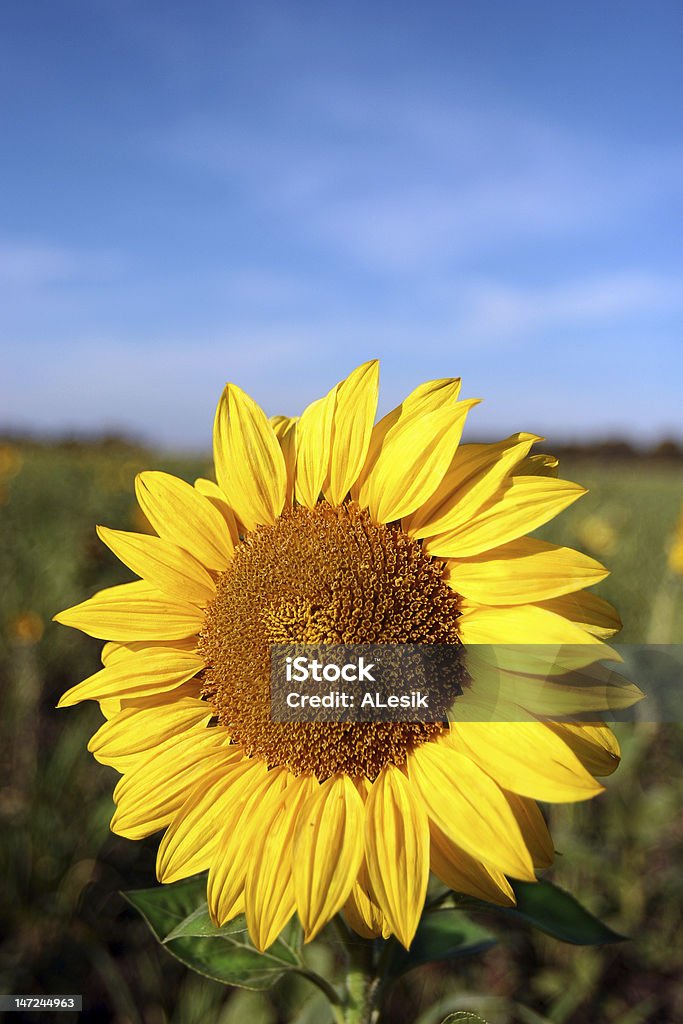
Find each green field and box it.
[1,442,682,1023]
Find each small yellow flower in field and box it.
[668,502,683,575]
[54,363,624,951]
[0,443,23,481]
[575,514,617,556]
[10,611,44,645]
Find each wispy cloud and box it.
[158,85,683,273]
[451,272,683,347]
[0,239,122,288]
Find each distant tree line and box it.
[1,431,682,461]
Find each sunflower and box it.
[55,361,626,952]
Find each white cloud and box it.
[0,239,121,288]
[452,272,683,345]
[157,84,683,273]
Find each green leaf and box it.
[124,874,303,990]
[387,909,496,978]
[461,879,626,946]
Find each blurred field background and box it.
[0,436,682,1024]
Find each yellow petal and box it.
[136,471,234,570]
[213,383,286,531]
[450,722,604,803]
[270,416,298,507]
[352,378,463,504]
[536,591,622,638]
[343,872,388,939]
[157,756,261,883]
[294,392,336,508]
[502,791,555,869]
[515,452,559,476]
[54,580,204,642]
[111,729,230,839]
[245,774,315,951]
[423,476,586,558]
[293,775,365,942]
[325,360,380,505]
[546,722,621,777]
[96,526,216,606]
[408,740,536,880]
[194,478,240,542]
[429,822,515,905]
[57,646,205,707]
[364,765,430,948]
[99,698,121,720]
[101,637,197,666]
[88,697,213,771]
[444,537,609,605]
[207,767,288,925]
[404,433,540,539]
[458,602,610,648]
[363,400,481,524]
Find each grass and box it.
[0,440,681,1023]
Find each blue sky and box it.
[1,0,681,449]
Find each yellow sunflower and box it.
[55,361,626,952]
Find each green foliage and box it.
[461,880,624,946]
[124,876,304,990]
[387,910,496,978]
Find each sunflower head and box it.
[55,360,629,951]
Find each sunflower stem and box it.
[291,967,345,1020]
[342,936,380,1024]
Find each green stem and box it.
[291,967,345,1020]
[343,937,379,1024]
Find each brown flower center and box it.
[199,502,463,779]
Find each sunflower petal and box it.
[213,384,286,531]
[515,453,559,476]
[424,476,586,558]
[207,767,288,925]
[100,637,197,666]
[546,722,621,777]
[352,377,463,504]
[536,591,622,638]
[57,646,205,707]
[136,471,233,570]
[157,757,260,884]
[88,697,213,770]
[111,729,230,839]
[364,400,481,524]
[458,602,611,649]
[194,478,240,542]
[404,433,540,539]
[54,580,204,642]
[408,740,536,880]
[429,822,516,905]
[450,722,604,803]
[294,393,336,508]
[270,416,298,507]
[96,526,216,606]
[325,360,380,505]
[245,774,315,951]
[444,537,609,605]
[364,765,430,948]
[343,872,389,939]
[293,775,365,942]
[502,791,555,869]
